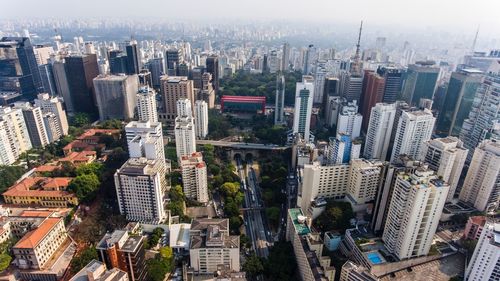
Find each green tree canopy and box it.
[76,163,104,177]
[68,173,100,202]
[242,255,264,278]
[314,200,354,234]
[0,253,11,272]
[70,247,98,274]
[0,166,26,193]
[221,182,240,197]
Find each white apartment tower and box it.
[382,166,449,259]
[175,116,196,159]
[136,86,158,123]
[125,121,165,161]
[390,109,435,163]
[347,159,385,205]
[0,106,32,163]
[465,222,500,281]
[423,137,468,202]
[14,102,49,148]
[364,103,396,160]
[337,100,363,139]
[176,98,193,118]
[459,139,500,212]
[194,100,208,139]
[293,76,314,142]
[180,152,209,203]
[34,93,69,136]
[114,158,166,224]
[0,121,16,165]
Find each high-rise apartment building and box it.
[360,71,385,132]
[459,139,500,212]
[364,103,396,161]
[160,76,194,123]
[337,101,362,139]
[464,222,500,281]
[0,106,32,163]
[390,109,435,163]
[382,166,449,259]
[341,71,363,102]
[423,137,468,202]
[34,93,69,136]
[293,76,314,142]
[93,74,138,121]
[275,74,286,125]
[65,54,100,115]
[180,152,208,204]
[376,66,403,103]
[402,61,440,106]
[0,37,43,98]
[96,230,146,281]
[125,121,164,161]
[114,158,166,224]
[347,159,385,205]
[177,98,192,118]
[136,86,158,123]
[281,43,290,71]
[0,121,16,165]
[327,133,361,164]
[435,69,483,136]
[459,74,500,162]
[42,112,62,142]
[125,41,140,75]
[206,56,219,92]
[339,261,378,281]
[14,102,49,148]
[175,116,196,159]
[198,72,215,108]
[194,100,208,139]
[313,64,327,104]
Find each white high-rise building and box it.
[176,98,192,118]
[14,102,49,148]
[114,158,166,224]
[298,162,350,212]
[313,65,327,104]
[180,152,208,204]
[459,139,500,212]
[382,166,449,259]
[275,75,286,125]
[34,93,69,136]
[423,137,468,202]
[175,116,196,159]
[194,100,208,139]
[364,103,396,160]
[0,106,32,162]
[293,76,314,142]
[136,86,158,123]
[337,101,362,139]
[42,112,62,142]
[125,121,164,161]
[390,109,435,163]
[464,222,500,281]
[0,121,16,165]
[347,159,385,205]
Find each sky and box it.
[2,0,500,35]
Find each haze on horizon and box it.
[2,0,500,36]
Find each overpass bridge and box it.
[196,140,288,150]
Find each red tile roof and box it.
[14,217,62,249]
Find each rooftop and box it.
[3,177,76,199]
[289,208,311,236]
[14,217,62,249]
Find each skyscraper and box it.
[194,100,208,139]
[382,166,449,259]
[464,222,500,281]
[206,55,219,93]
[323,77,341,126]
[0,106,32,162]
[360,71,385,132]
[65,54,100,116]
[109,50,128,74]
[38,64,57,96]
[390,109,435,163]
[125,41,140,74]
[292,76,314,141]
[114,157,167,224]
[402,61,440,106]
[160,76,194,124]
[274,74,285,125]
[364,103,396,160]
[146,57,165,88]
[376,66,403,103]
[341,71,363,102]
[34,93,69,136]
[303,44,316,74]
[313,63,327,104]
[459,139,500,212]
[136,86,158,123]
[198,72,215,108]
[52,60,72,111]
[423,137,468,202]
[327,133,361,164]
[0,37,43,98]
[460,74,500,162]
[337,101,362,139]
[180,152,208,204]
[93,74,138,121]
[347,159,385,205]
[125,121,164,161]
[175,116,196,159]
[165,48,181,76]
[14,102,49,148]
[435,69,483,136]
[281,42,290,71]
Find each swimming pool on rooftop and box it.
[366,251,386,265]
